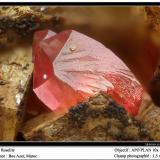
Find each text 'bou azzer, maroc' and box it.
[9,154,37,158]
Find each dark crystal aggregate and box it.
[67,94,149,141]
[68,103,88,128]
[68,95,129,128]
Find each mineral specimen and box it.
[33,29,143,115]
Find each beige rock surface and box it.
[0,46,33,140]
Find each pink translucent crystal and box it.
[33,29,143,115]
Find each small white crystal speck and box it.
[69,44,76,51]
[15,93,23,106]
[43,74,47,80]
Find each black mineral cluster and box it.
[68,93,150,141]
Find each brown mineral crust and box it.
[138,104,160,141]
[0,7,66,48]
[0,45,33,140]
[145,7,160,46]
[137,92,160,141]
[21,94,150,141]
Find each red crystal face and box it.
[33,29,143,115]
